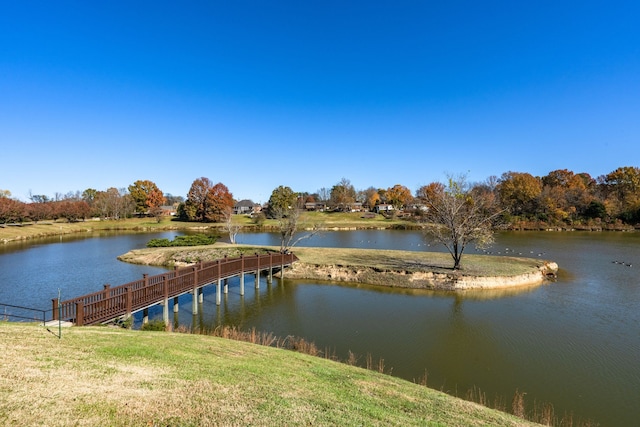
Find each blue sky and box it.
[2,1,639,202]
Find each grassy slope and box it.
[0,323,537,427]
[0,212,408,243]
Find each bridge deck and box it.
[52,252,298,325]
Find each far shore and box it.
[1,213,636,245]
[118,243,558,291]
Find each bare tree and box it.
[419,174,504,270]
[223,206,241,244]
[273,205,320,252]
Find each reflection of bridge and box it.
[52,252,298,326]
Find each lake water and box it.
[1,230,639,426]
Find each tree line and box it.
[2,166,639,227]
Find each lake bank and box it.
[0,322,539,427]
[119,243,558,291]
[0,213,413,244]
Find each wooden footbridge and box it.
[51,252,298,326]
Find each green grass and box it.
[0,322,538,427]
[0,212,414,244]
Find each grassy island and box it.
[119,243,558,291]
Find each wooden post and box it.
[216,278,221,305]
[198,287,203,303]
[52,298,59,321]
[268,252,273,284]
[142,274,148,301]
[102,284,111,313]
[75,301,84,326]
[173,296,179,313]
[281,253,285,281]
[125,287,132,319]
[224,278,228,294]
[143,308,149,324]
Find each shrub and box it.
[146,233,219,248]
[141,319,167,331]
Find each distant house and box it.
[233,199,257,215]
[374,204,394,213]
[350,202,363,212]
[160,205,177,216]
[305,202,326,211]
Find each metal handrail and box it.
[0,302,48,324]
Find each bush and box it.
[141,319,167,331]
[146,233,219,248]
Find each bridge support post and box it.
[143,308,149,324]
[224,278,228,294]
[192,287,199,315]
[173,297,179,313]
[255,254,261,289]
[162,275,169,324]
[240,254,245,296]
[198,287,203,303]
[267,252,273,283]
[216,278,221,306]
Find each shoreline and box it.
[285,261,558,291]
[1,214,637,245]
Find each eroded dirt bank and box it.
[286,261,559,290]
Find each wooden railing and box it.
[52,252,298,326]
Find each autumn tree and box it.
[27,200,53,223]
[330,178,356,211]
[537,169,595,223]
[416,182,445,202]
[0,197,26,224]
[128,180,166,221]
[360,187,381,211]
[54,200,91,222]
[420,175,504,270]
[205,182,234,222]
[496,171,542,217]
[183,177,214,222]
[599,166,640,222]
[181,178,234,223]
[386,184,413,210]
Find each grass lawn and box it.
[0,322,538,427]
[0,212,412,244]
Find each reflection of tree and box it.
[452,293,464,316]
